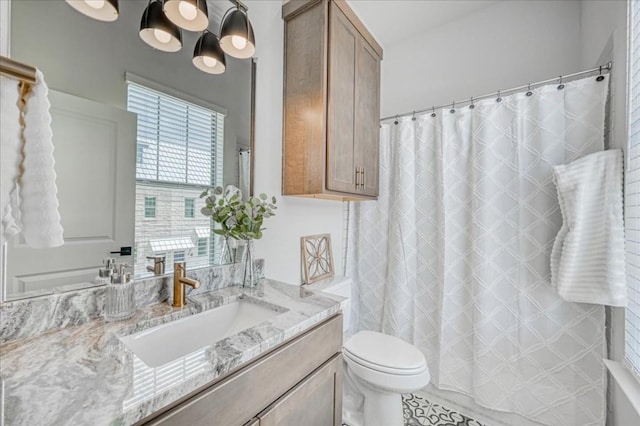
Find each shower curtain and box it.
[239,149,251,200]
[346,75,609,426]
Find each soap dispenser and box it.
[95,257,116,285]
[104,263,136,322]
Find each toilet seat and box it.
[343,349,431,394]
[343,331,427,375]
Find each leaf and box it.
[200,189,209,198]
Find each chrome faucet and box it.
[172,262,200,308]
[146,256,166,275]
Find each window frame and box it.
[185,198,196,219]
[144,196,156,218]
[197,238,208,256]
[625,0,640,382]
[128,79,225,276]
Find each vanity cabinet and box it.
[282,0,383,200]
[140,314,343,426]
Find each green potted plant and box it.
[201,185,277,287]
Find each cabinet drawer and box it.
[143,314,342,426]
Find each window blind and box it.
[625,0,640,379]
[127,82,225,275]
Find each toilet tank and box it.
[308,276,352,333]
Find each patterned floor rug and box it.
[343,393,485,426]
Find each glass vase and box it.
[219,235,234,265]
[240,239,257,288]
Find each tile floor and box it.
[344,393,485,426]
[403,393,485,426]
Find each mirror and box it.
[1,0,255,301]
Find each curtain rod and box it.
[380,62,612,122]
[0,56,37,85]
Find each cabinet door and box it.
[327,2,358,194]
[258,354,343,426]
[355,36,381,197]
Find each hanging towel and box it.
[19,69,64,248]
[550,149,626,306]
[0,76,24,245]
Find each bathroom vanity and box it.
[144,315,342,425]
[0,280,344,425]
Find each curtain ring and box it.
[450,101,456,114]
[596,65,605,82]
[526,84,533,97]
[394,115,399,125]
[496,90,502,103]
[557,76,565,90]
[412,110,416,121]
[469,97,475,110]
[431,106,436,118]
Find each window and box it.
[128,81,225,275]
[185,198,195,218]
[144,197,156,218]
[197,238,208,256]
[626,0,640,379]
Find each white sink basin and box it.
[120,301,284,368]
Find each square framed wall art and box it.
[300,234,334,284]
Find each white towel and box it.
[550,149,626,306]
[19,69,64,248]
[0,76,23,245]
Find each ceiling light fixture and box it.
[65,0,119,22]
[66,0,255,74]
[219,7,255,59]
[139,0,183,52]
[163,0,209,32]
[193,31,227,74]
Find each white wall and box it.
[0,0,9,56]
[380,0,582,118]
[247,0,345,284]
[581,2,640,425]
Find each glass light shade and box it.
[220,9,255,59]
[163,0,209,32]
[193,32,227,74]
[65,0,119,22]
[139,0,182,52]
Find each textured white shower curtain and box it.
[346,75,609,426]
[239,150,251,200]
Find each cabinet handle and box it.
[355,167,360,189]
[362,168,365,189]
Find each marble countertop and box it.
[0,279,343,425]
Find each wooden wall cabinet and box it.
[140,315,343,426]
[282,0,383,201]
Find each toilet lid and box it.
[343,331,427,375]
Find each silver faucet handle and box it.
[146,256,166,275]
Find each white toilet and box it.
[315,277,431,426]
